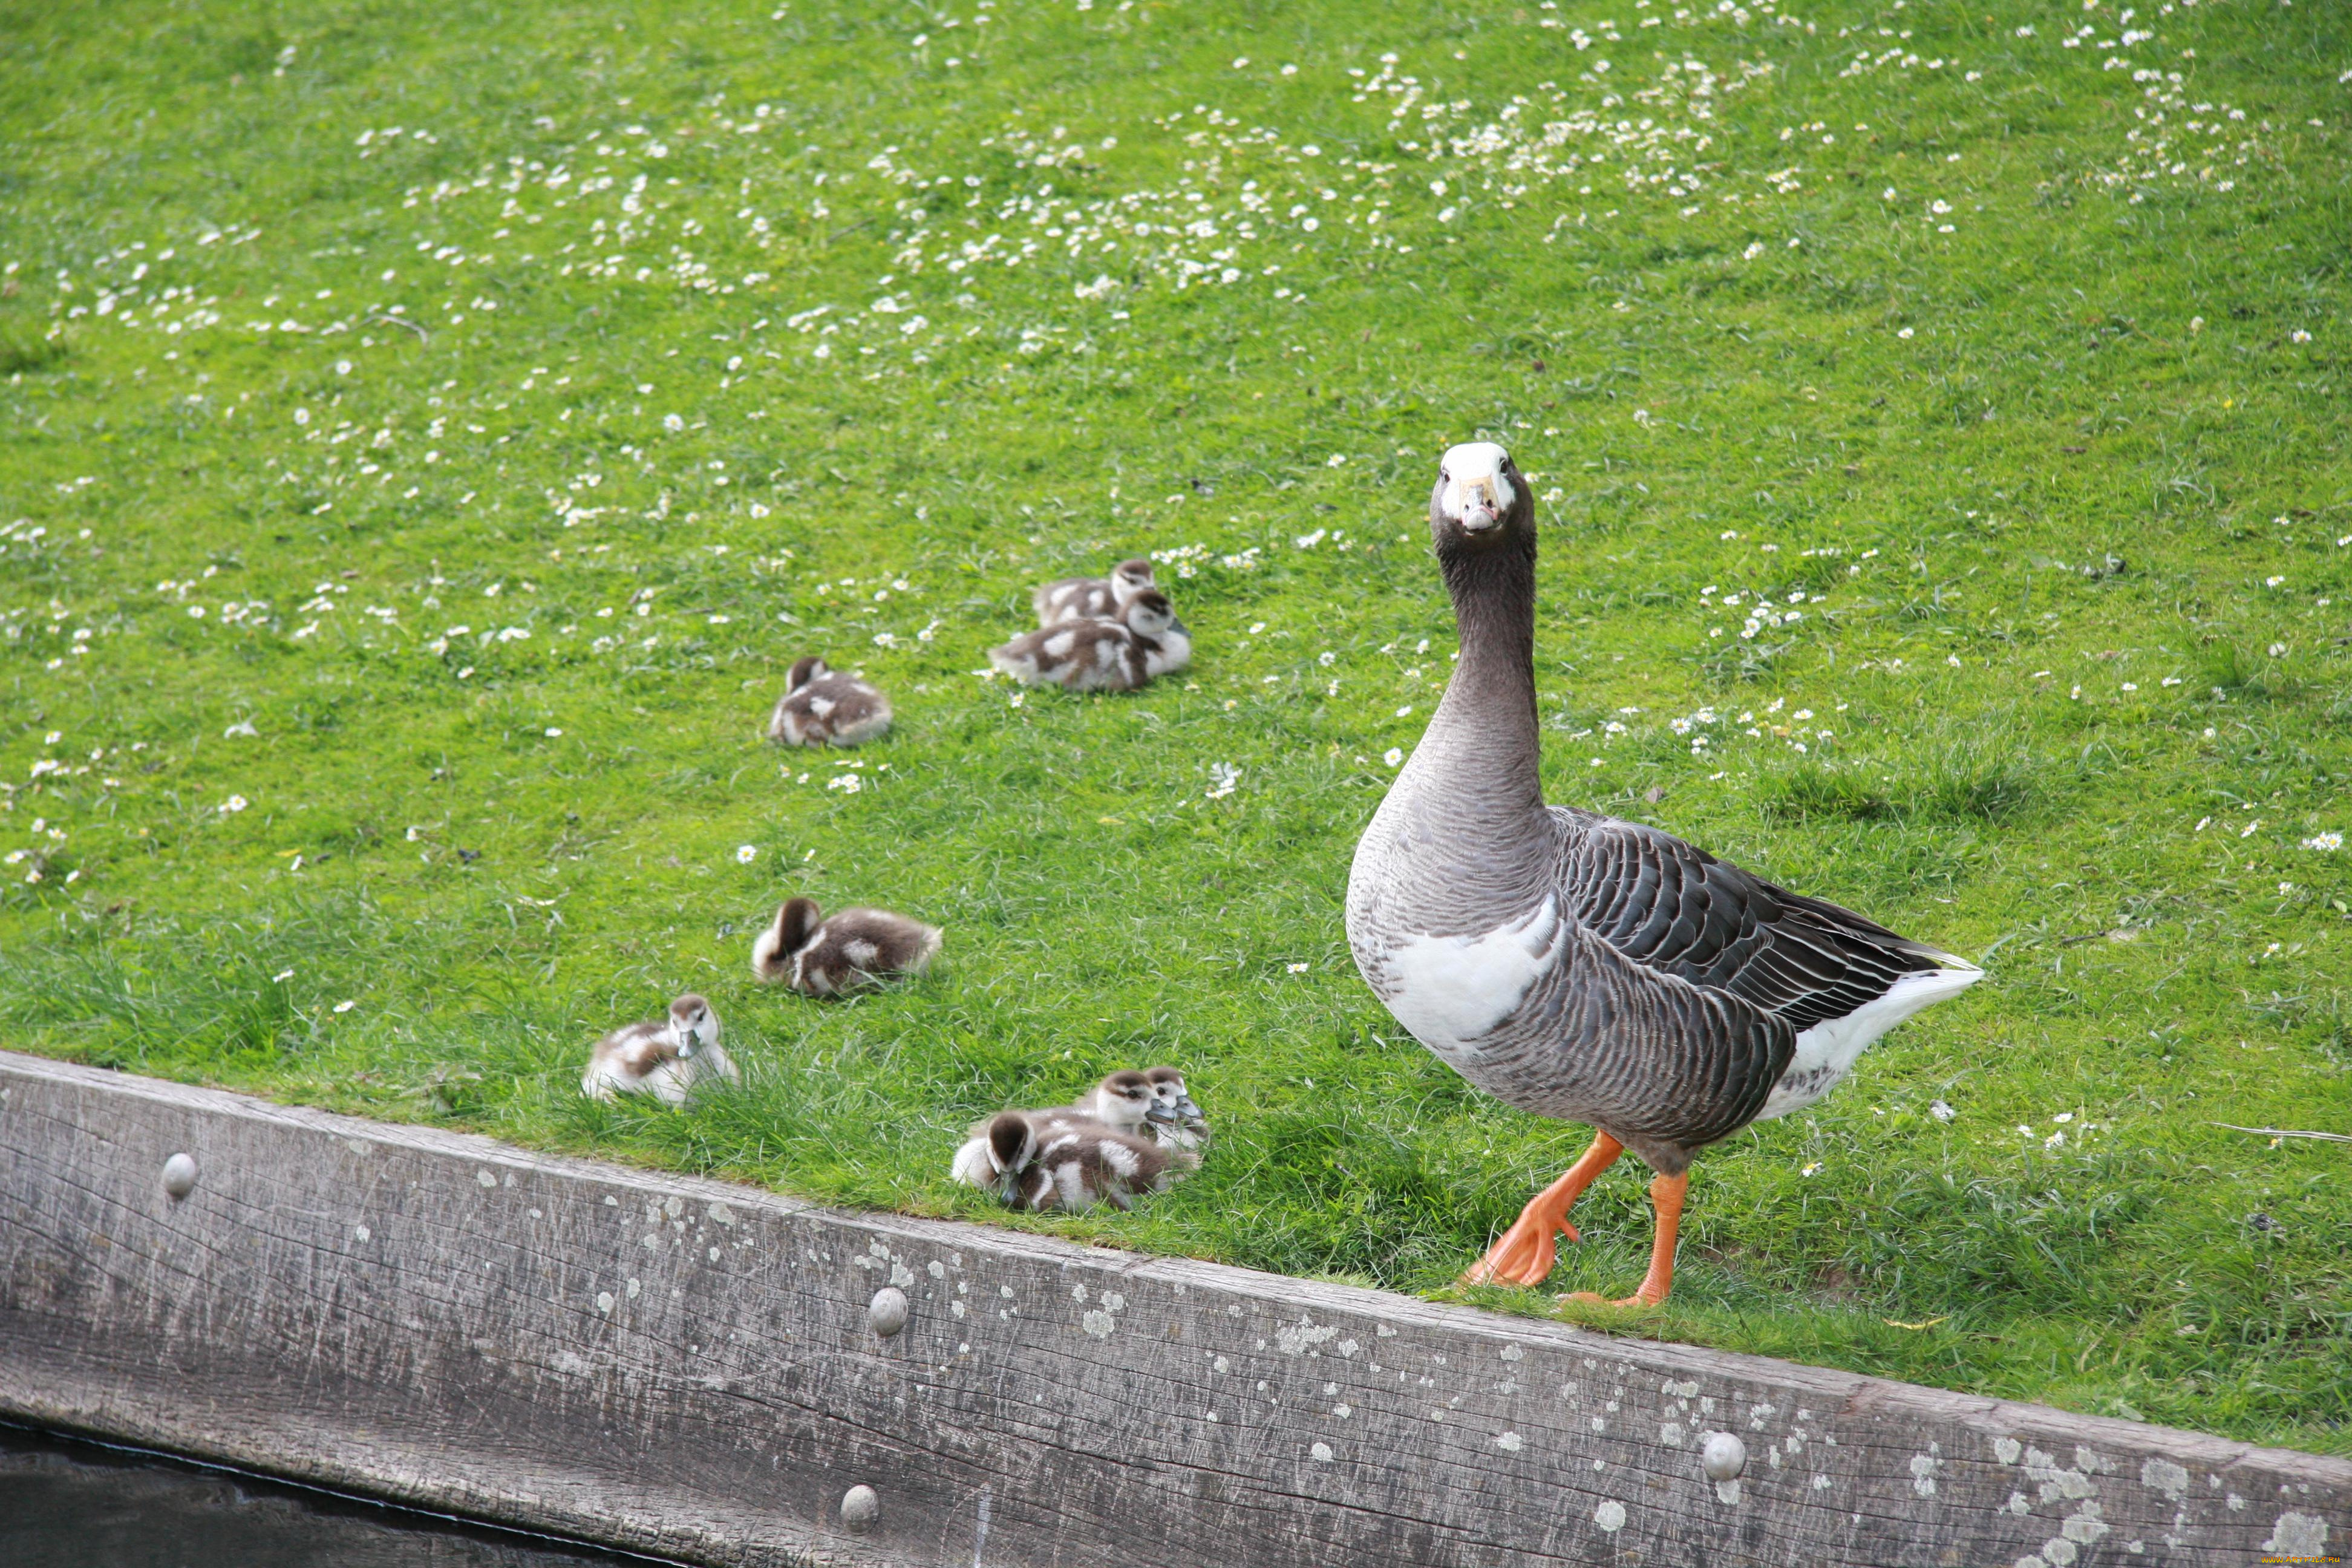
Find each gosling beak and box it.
[1457,476,1501,533]
[1176,1096,1204,1122]
[1145,1102,1178,1126]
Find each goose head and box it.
[1429,442,1534,555]
[1122,589,1178,639]
[1109,558,1157,605]
[1087,1070,1157,1132]
[786,655,832,692]
[668,993,718,1057]
[984,1111,1039,1203]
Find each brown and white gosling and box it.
[1143,1065,1210,1153]
[988,590,1191,694]
[750,897,941,996]
[1033,558,1156,627]
[949,1110,1186,1212]
[766,656,892,747]
[581,994,737,1105]
[976,1070,1161,1143]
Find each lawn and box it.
[2,0,2347,1455]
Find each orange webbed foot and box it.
[1558,1169,1687,1310]
[1458,1132,1624,1291]
[1461,1211,1580,1289]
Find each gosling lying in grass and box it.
[988,590,1191,693]
[1033,557,1156,627]
[750,896,942,996]
[581,994,737,1105]
[766,656,892,747]
[949,1109,1188,1212]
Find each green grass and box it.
[3,0,2348,1455]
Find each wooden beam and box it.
[1,1050,2343,1566]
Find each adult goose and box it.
[1345,443,1982,1306]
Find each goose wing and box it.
[1553,808,1950,1032]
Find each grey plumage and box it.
[988,590,1191,693]
[750,897,941,996]
[766,656,892,747]
[1033,558,1155,627]
[1346,443,1979,1179]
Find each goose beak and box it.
[1176,1096,1203,1123]
[1457,476,1502,533]
[1145,1102,1177,1126]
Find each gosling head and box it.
[668,993,717,1057]
[785,655,832,692]
[1429,442,1534,557]
[1122,588,1177,640]
[984,1111,1038,1202]
[1109,558,1157,605]
[1089,1070,1156,1133]
[1142,1065,1188,1127]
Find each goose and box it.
[949,1109,1186,1212]
[1143,1065,1210,1152]
[1034,558,1157,627]
[581,994,738,1105]
[766,656,892,747]
[988,590,1191,693]
[750,897,942,996]
[1344,442,1982,1307]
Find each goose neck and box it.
[1418,540,1546,840]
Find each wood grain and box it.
[1,1050,2343,1567]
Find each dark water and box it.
[0,1424,665,1568]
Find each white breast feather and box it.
[1372,896,1560,1059]
[1756,962,1984,1120]
[949,1135,993,1187]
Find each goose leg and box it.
[1568,1170,1687,1308]
[1460,1133,1624,1289]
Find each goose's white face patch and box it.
[1438,441,1516,528]
[1370,896,1559,1059]
[1756,962,1984,1120]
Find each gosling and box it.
[988,590,1191,694]
[766,656,892,747]
[1033,558,1156,627]
[750,897,941,996]
[1143,1065,1210,1153]
[581,994,737,1105]
[974,1071,1161,1143]
[949,1110,1185,1212]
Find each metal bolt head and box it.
[867,1285,909,1338]
[840,1483,880,1530]
[161,1153,198,1201]
[1701,1431,1747,1482]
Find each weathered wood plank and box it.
[0,1050,2343,1567]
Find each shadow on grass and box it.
[1758,734,2042,826]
